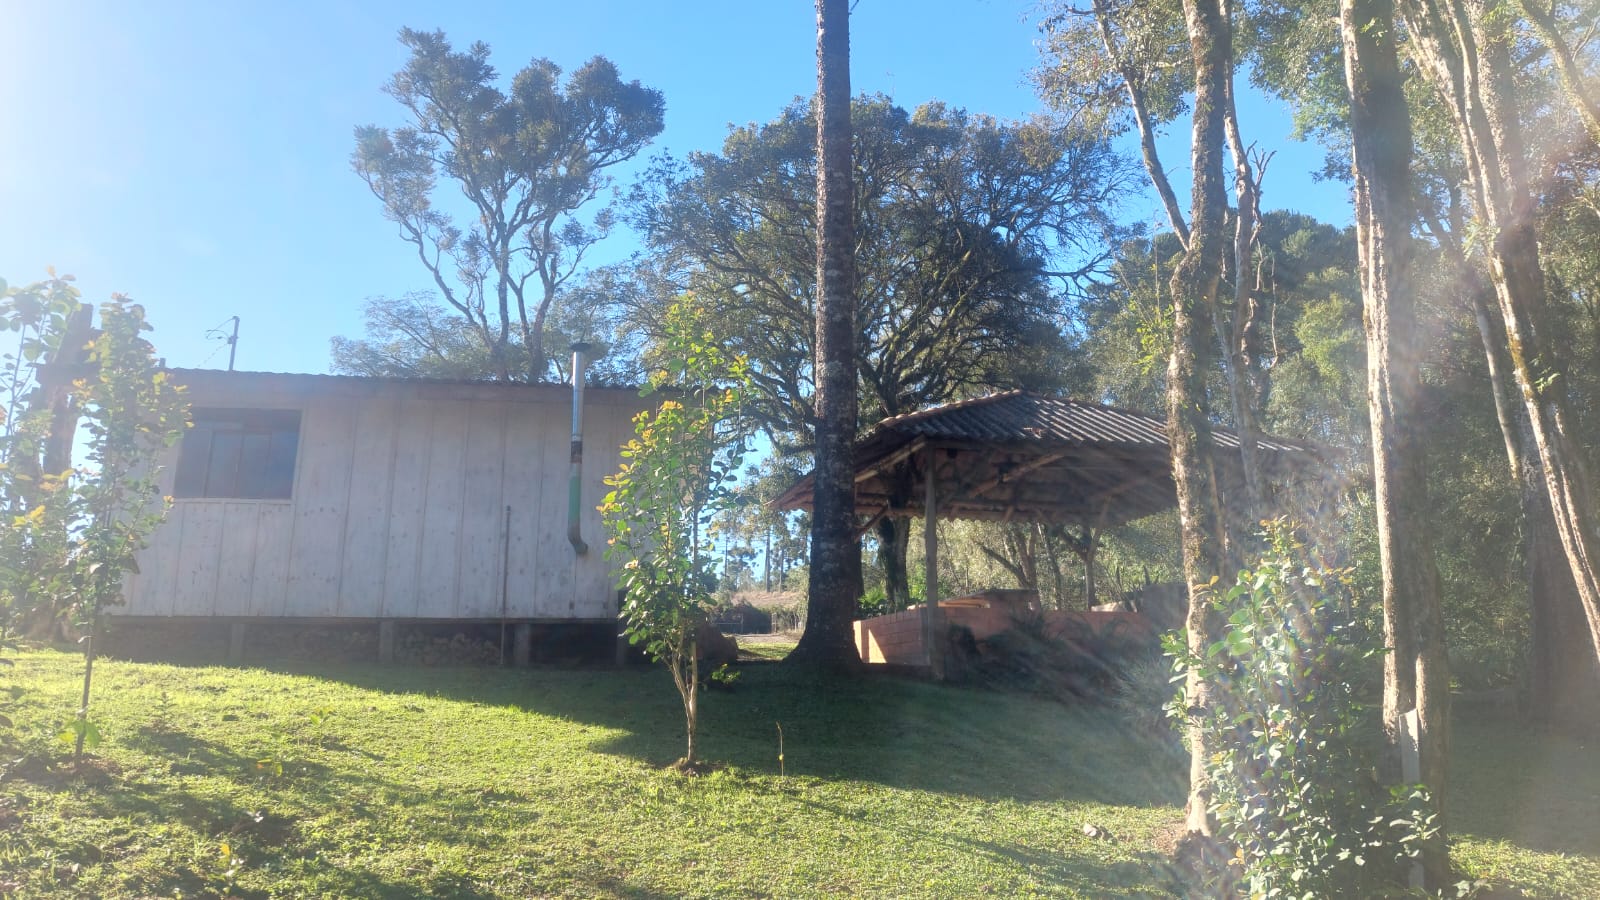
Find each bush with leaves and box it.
[1,275,186,757]
[0,274,84,655]
[65,297,187,756]
[600,297,749,768]
[1167,521,1437,897]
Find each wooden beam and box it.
[962,450,1070,501]
[854,436,928,484]
[852,507,890,541]
[1080,467,1173,510]
[923,446,943,679]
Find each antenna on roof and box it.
[204,316,241,371]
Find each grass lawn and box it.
[1,648,1595,898]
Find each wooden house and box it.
[114,367,648,661]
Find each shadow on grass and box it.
[10,724,503,900]
[242,657,1188,809]
[794,794,1180,896]
[1450,712,1600,859]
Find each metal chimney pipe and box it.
[567,342,593,555]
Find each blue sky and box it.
[2,1,1351,376]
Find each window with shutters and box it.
[173,408,301,499]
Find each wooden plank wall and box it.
[117,384,643,621]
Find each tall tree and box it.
[1042,0,1259,840]
[1396,0,1600,667]
[353,29,663,381]
[1339,0,1453,884]
[331,270,646,385]
[1038,0,1271,526]
[630,97,1116,608]
[791,0,862,664]
[1167,0,1236,840]
[1249,0,1600,730]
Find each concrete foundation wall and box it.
[853,607,1155,666]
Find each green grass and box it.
[0,649,1594,898]
[735,637,798,662]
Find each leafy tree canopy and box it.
[351,28,664,382]
[629,95,1128,453]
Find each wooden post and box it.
[378,620,396,664]
[227,622,247,663]
[1083,529,1098,608]
[615,606,630,666]
[922,448,943,678]
[1400,708,1424,891]
[512,623,533,667]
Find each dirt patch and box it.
[224,808,299,847]
[0,797,22,831]
[2,752,122,787]
[1146,818,1187,857]
[665,758,723,777]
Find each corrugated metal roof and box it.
[866,390,1311,453]
[164,368,646,395]
[773,391,1325,525]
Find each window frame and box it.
[172,407,303,501]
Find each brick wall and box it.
[853,607,1155,666]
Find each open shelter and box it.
[774,390,1324,674]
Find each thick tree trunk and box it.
[875,517,912,611]
[790,0,862,665]
[873,462,916,611]
[1172,0,1234,840]
[1340,0,1453,886]
[1520,418,1600,726]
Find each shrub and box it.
[857,587,888,619]
[1109,654,1183,754]
[600,297,749,768]
[1167,521,1437,897]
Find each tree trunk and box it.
[1398,0,1600,671]
[1340,0,1453,885]
[1515,0,1600,139]
[1090,0,1190,247]
[1218,28,1266,529]
[873,462,916,611]
[684,639,699,765]
[1467,272,1600,728]
[42,303,94,477]
[1010,525,1041,598]
[74,612,102,762]
[1521,419,1600,726]
[528,293,551,383]
[1171,0,1234,840]
[1081,528,1098,608]
[875,517,912,611]
[1041,524,1070,610]
[790,0,862,665]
